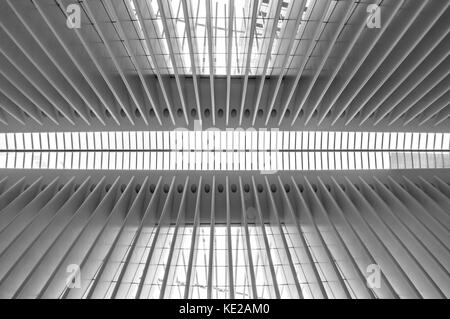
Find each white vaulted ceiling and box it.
[0,0,447,130]
[0,0,449,300]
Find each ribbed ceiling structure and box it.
[0,0,449,299]
[0,0,447,130]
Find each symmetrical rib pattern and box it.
[0,173,448,299]
[0,0,449,300]
[0,0,448,130]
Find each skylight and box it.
[1,131,448,171]
[128,0,310,75]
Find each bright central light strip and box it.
[1,131,449,151]
[0,131,449,171]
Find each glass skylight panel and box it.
[64,132,73,150]
[0,152,7,168]
[56,133,64,150]
[404,132,412,150]
[335,132,342,150]
[86,132,94,150]
[31,133,41,149]
[94,132,102,150]
[16,133,24,150]
[126,0,310,76]
[376,132,383,150]
[435,133,443,150]
[288,131,294,150]
[0,134,6,150]
[328,132,335,150]
[443,134,450,149]
[124,132,131,150]
[1,131,449,171]
[390,132,397,150]
[100,132,107,150]
[412,133,419,149]
[6,133,15,150]
[369,132,376,149]
[24,134,32,150]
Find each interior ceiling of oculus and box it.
[0,0,448,299]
